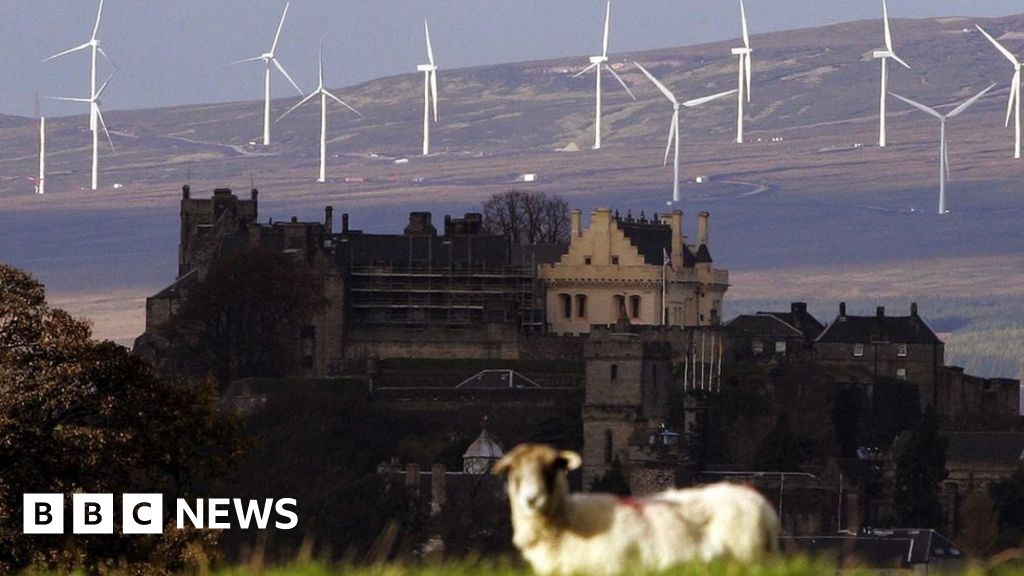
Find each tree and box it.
[893,408,948,528]
[990,467,1024,550]
[753,412,806,472]
[0,264,246,573]
[482,190,570,244]
[165,246,327,384]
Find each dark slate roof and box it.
[151,269,199,300]
[764,305,826,340]
[616,221,672,266]
[816,313,942,345]
[726,314,805,339]
[616,220,697,267]
[944,432,1024,466]
[694,244,713,264]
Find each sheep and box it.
[492,443,780,576]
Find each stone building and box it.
[814,303,945,399]
[726,302,824,362]
[539,208,729,335]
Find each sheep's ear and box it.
[557,450,582,471]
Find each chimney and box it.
[911,302,918,317]
[792,302,807,316]
[430,463,447,515]
[876,306,885,319]
[290,216,298,224]
[324,206,333,234]
[250,188,258,201]
[571,209,582,239]
[698,212,709,245]
[671,209,683,262]
[181,184,190,200]
[839,302,847,318]
[342,213,350,233]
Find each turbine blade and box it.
[43,42,92,62]
[318,37,325,90]
[683,89,739,107]
[273,58,305,96]
[92,0,105,41]
[573,62,599,79]
[325,90,363,116]
[664,112,678,166]
[271,2,290,55]
[891,53,911,70]
[1006,72,1019,127]
[976,25,1020,66]
[634,62,676,105]
[47,96,91,103]
[96,104,114,151]
[425,21,435,67]
[948,83,997,118]
[882,0,894,52]
[231,56,265,65]
[430,70,439,122]
[602,1,611,58]
[943,135,951,181]
[890,91,943,119]
[96,71,116,98]
[277,90,318,121]
[745,53,752,102]
[740,0,750,49]
[606,65,636,100]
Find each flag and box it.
[663,247,675,271]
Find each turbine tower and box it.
[574,1,636,150]
[43,0,111,190]
[976,25,1021,159]
[49,73,116,193]
[234,1,304,146]
[37,116,46,195]
[731,0,753,144]
[635,62,737,205]
[890,84,995,215]
[417,21,439,156]
[278,40,362,183]
[874,0,911,148]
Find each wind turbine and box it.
[233,1,304,147]
[874,0,911,148]
[43,0,111,190]
[976,25,1021,159]
[731,0,753,144]
[635,62,737,205]
[417,21,439,156]
[48,73,117,192]
[890,84,996,215]
[278,40,362,183]
[574,1,636,150]
[37,116,46,195]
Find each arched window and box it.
[559,294,572,319]
[629,295,641,319]
[613,295,626,319]
[575,294,588,318]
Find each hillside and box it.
[0,14,1022,380]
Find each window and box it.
[853,343,865,357]
[752,340,764,354]
[559,294,572,319]
[604,430,613,463]
[611,256,619,265]
[896,343,908,357]
[575,294,588,318]
[614,295,626,318]
[896,368,907,380]
[629,295,641,319]
[775,341,787,355]
[584,256,593,265]
[610,364,618,381]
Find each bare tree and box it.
[482,190,570,245]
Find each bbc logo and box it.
[24,494,163,535]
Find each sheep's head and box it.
[493,444,581,518]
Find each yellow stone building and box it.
[539,208,729,335]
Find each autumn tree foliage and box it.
[481,190,570,245]
[0,264,245,573]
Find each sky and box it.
[0,0,1022,118]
